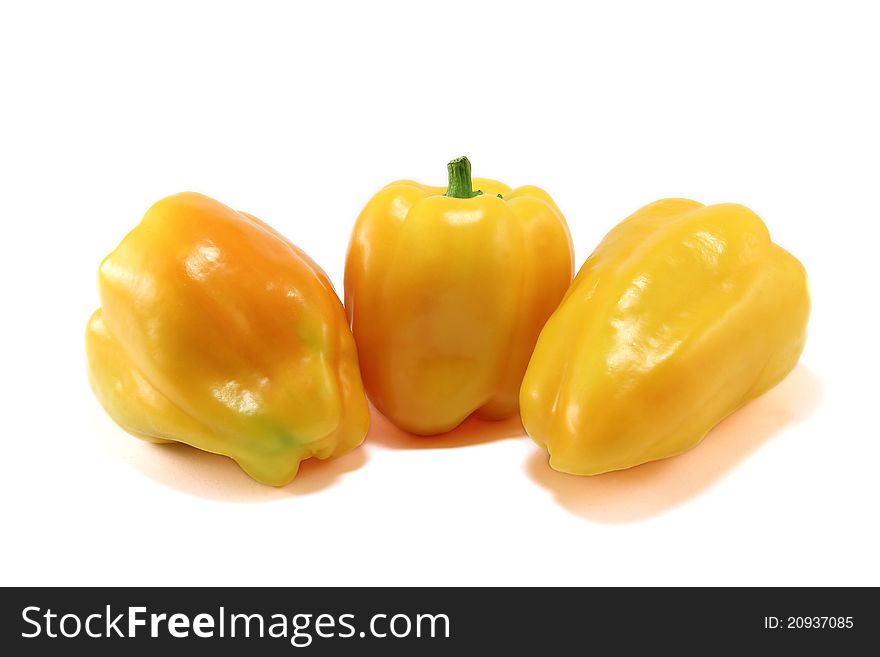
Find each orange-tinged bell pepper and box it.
[344,157,574,435]
[520,199,810,475]
[86,192,369,486]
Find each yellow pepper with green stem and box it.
[520,198,810,475]
[345,157,573,435]
[86,192,369,486]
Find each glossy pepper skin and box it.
[520,199,810,475]
[86,192,369,486]
[345,157,573,435]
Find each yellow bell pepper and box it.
[344,157,573,435]
[520,198,810,475]
[86,192,369,486]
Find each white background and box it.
[1,0,878,586]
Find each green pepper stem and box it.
[445,156,483,199]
